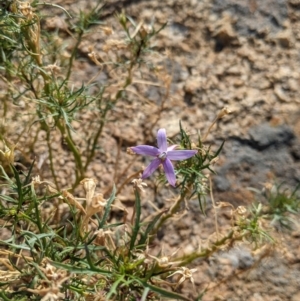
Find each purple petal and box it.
[162,158,176,187]
[167,145,178,151]
[157,129,168,152]
[142,158,161,179]
[131,145,160,156]
[167,150,197,161]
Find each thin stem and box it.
[66,125,84,172]
[114,159,139,195]
[0,292,11,301]
[36,2,72,18]
[209,175,219,238]
[176,231,238,266]
[65,31,84,81]
[52,120,84,189]
[84,109,107,171]
[46,130,60,190]
[151,184,191,235]
[202,107,231,142]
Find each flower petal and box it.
[162,158,176,187]
[142,158,161,178]
[157,129,168,152]
[167,150,197,161]
[167,144,178,151]
[131,145,160,156]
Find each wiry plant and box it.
[251,182,300,230]
[0,120,277,300]
[0,1,166,191]
[0,1,295,301]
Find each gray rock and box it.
[249,123,294,150]
[212,0,288,37]
[214,123,300,199]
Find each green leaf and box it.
[0,239,31,251]
[99,185,116,228]
[23,158,35,186]
[214,140,225,157]
[10,164,23,209]
[138,209,166,246]
[197,193,206,215]
[50,260,111,275]
[106,275,126,299]
[130,189,141,251]
[136,278,192,301]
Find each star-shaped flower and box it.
[131,128,197,187]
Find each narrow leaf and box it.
[99,185,116,228]
[138,209,167,246]
[50,260,111,275]
[130,189,141,250]
[137,279,192,301]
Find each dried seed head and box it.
[217,106,232,119]
[132,178,147,193]
[148,247,181,268]
[90,194,107,211]
[18,2,42,65]
[26,260,69,301]
[127,147,135,155]
[0,142,15,164]
[156,256,169,267]
[31,175,42,185]
[81,194,107,235]
[139,25,148,39]
[44,63,61,75]
[47,184,59,194]
[61,190,86,215]
[167,267,197,289]
[101,26,113,35]
[19,2,33,18]
[93,229,114,246]
[80,178,97,207]
[235,205,247,216]
[88,51,101,66]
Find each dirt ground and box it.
[3,0,300,300]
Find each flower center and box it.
[158,152,167,161]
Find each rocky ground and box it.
[2,0,300,300]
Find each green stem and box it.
[84,107,108,170]
[55,121,84,189]
[151,185,191,235]
[177,231,238,266]
[46,130,60,190]
[84,87,127,172]
[32,185,44,234]
[36,107,62,190]
[65,31,84,81]
[65,125,84,173]
[0,292,11,301]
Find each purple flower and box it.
[131,128,197,187]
